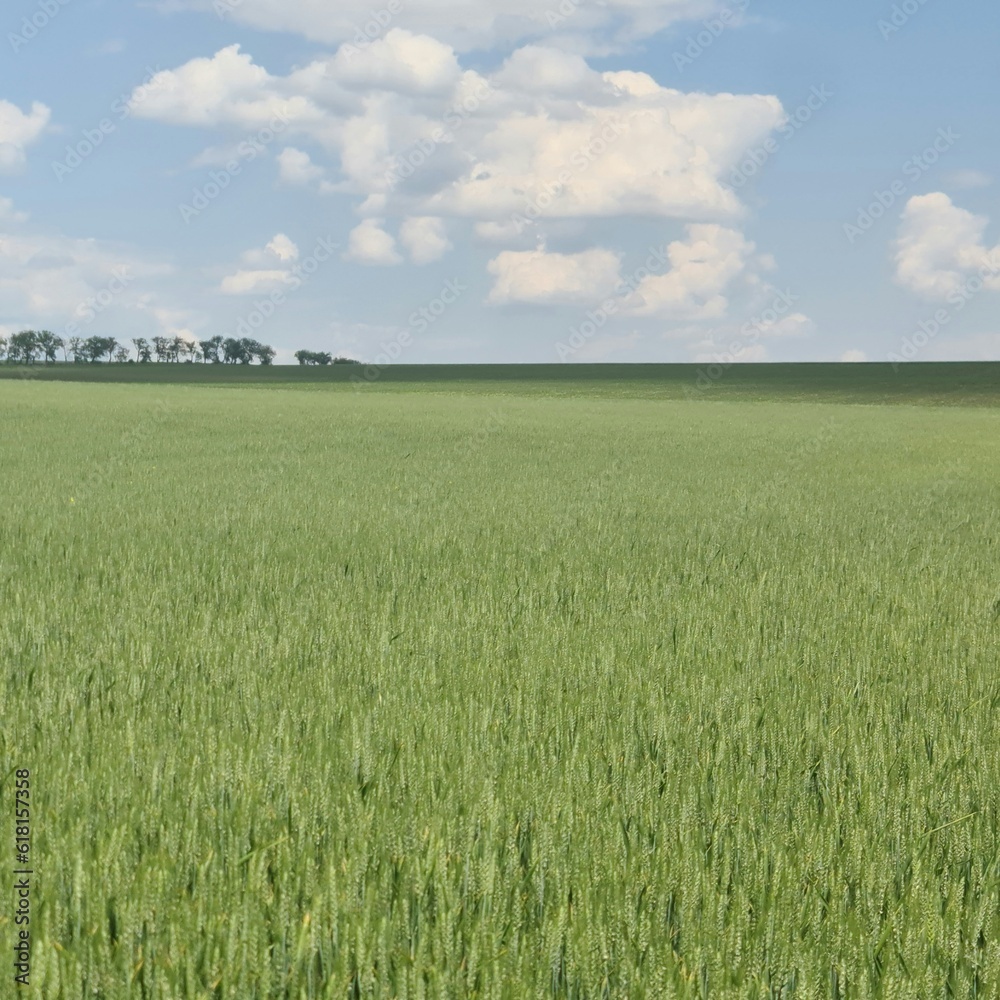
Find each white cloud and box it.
[494,46,600,95]
[277,147,324,185]
[219,233,300,291]
[894,193,1000,299]
[266,233,299,261]
[399,216,451,264]
[755,312,814,338]
[219,269,289,295]
[128,45,324,129]
[127,33,789,328]
[344,218,402,265]
[840,349,867,362]
[130,44,784,230]
[624,224,754,319]
[487,247,622,305]
[157,0,730,54]
[190,142,251,167]
[426,83,782,223]
[475,220,533,244]
[330,29,462,94]
[0,100,51,173]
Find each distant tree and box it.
[237,338,257,364]
[37,331,62,364]
[0,337,7,361]
[9,331,40,364]
[114,346,130,364]
[217,337,275,364]
[333,357,362,365]
[295,350,333,365]
[222,337,242,364]
[25,330,42,363]
[165,336,183,363]
[68,337,84,363]
[152,336,170,363]
[35,331,51,363]
[133,338,152,364]
[82,336,116,363]
[199,336,223,364]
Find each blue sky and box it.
[1,0,999,364]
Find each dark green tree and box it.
[199,336,224,364]
[8,331,39,364]
[37,331,62,364]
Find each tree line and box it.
[0,331,276,365]
[293,351,361,366]
[1,331,362,366]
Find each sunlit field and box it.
[4,369,1000,997]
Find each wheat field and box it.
[3,375,1000,998]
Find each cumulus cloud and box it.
[277,147,324,185]
[219,233,300,292]
[128,44,784,230]
[266,233,299,261]
[0,100,51,173]
[487,247,622,305]
[426,80,783,224]
[344,218,402,265]
[894,193,1000,299]
[399,216,451,263]
[493,46,600,96]
[156,0,729,53]
[329,29,462,94]
[840,349,867,362]
[219,270,289,295]
[624,225,755,319]
[128,45,324,129]
[126,26,790,332]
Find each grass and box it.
[3,368,1000,997]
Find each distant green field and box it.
[2,360,999,406]
[4,372,1000,997]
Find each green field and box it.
[4,367,1000,997]
[2,360,1000,406]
